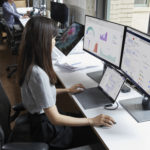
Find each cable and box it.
[104,102,119,110]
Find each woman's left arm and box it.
[56,84,85,94]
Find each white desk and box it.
[54,44,150,150]
[17,7,31,27]
[17,7,33,15]
[19,18,30,27]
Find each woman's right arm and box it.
[44,105,115,127]
[3,3,21,18]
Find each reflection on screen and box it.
[84,16,124,67]
[99,67,124,100]
[121,27,150,96]
[56,23,84,55]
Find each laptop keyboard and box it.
[75,87,112,109]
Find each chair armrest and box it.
[12,103,25,112]
[2,142,49,150]
[0,125,4,146]
[10,103,26,123]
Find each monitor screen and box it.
[83,16,125,67]
[121,27,150,96]
[55,22,84,55]
[99,67,125,100]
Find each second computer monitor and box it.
[83,16,125,68]
[121,27,150,97]
[56,22,84,55]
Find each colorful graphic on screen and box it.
[56,23,84,55]
[86,26,95,36]
[100,32,108,41]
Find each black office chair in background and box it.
[0,19,22,78]
[0,81,49,150]
[0,6,7,45]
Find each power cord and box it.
[104,102,119,110]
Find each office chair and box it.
[0,7,7,45]
[0,19,5,44]
[0,81,49,150]
[0,1,4,7]
[0,19,22,78]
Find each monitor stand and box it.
[87,63,107,83]
[87,70,103,83]
[119,96,150,122]
[87,64,130,93]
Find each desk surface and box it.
[17,7,31,27]
[17,7,33,14]
[54,44,150,150]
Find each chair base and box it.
[6,64,17,78]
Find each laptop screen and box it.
[55,22,84,55]
[99,67,125,100]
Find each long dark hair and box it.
[18,16,58,86]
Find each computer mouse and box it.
[99,122,116,127]
[77,87,84,91]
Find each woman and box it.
[18,16,115,149]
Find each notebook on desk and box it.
[75,66,125,109]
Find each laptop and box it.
[75,66,125,109]
[55,22,84,56]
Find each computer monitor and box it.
[120,27,150,122]
[84,16,125,67]
[84,16,125,84]
[51,2,68,24]
[55,22,84,55]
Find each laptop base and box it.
[75,87,112,110]
[119,97,150,122]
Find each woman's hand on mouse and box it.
[88,114,116,127]
[68,84,85,94]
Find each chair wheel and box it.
[6,67,10,71]
[7,75,11,78]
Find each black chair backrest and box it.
[0,7,3,19]
[51,2,68,24]
[0,82,11,142]
[0,19,21,54]
[0,1,4,7]
[0,125,4,147]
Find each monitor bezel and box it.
[55,21,84,56]
[121,26,150,98]
[83,15,126,69]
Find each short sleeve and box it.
[28,67,56,109]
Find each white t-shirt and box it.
[21,65,56,114]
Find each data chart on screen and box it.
[84,16,125,67]
[121,27,150,96]
[99,67,124,100]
